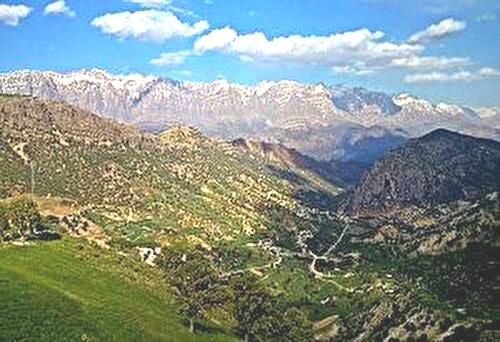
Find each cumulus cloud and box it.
[193,19,474,78]
[194,26,238,52]
[91,10,209,42]
[44,1,75,17]
[126,0,172,8]
[0,3,31,26]
[150,50,192,66]
[195,27,422,73]
[404,67,500,83]
[408,18,466,44]
[479,67,500,76]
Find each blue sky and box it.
[1,0,500,106]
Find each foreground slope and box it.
[0,238,234,341]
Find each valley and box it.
[2,0,500,339]
[0,95,498,340]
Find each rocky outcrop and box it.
[348,129,500,216]
[333,293,482,341]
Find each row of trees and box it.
[158,250,313,341]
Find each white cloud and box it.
[195,27,422,73]
[91,10,209,42]
[475,13,498,23]
[126,0,198,18]
[404,67,500,83]
[332,65,379,76]
[408,18,466,44]
[44,1,75,17]
[178,69,193,76]
[0,3,31,26]
[391,56,470,70]
[150,50,192,66]
[194,22,474,78]
[479,67,500,76]
[194,26,238,53]
[126,0,172,8]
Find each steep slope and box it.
[0,95,342,247]
[348,129,500,215]
[1,69,499,162]
[272,123,408,162]
[231,138,369,188]
[330,85,401,116]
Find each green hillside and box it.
[0,96,498,341]
[0,238,235,341]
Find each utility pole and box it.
[30,160,35,200]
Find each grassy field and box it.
[0,238,236,341]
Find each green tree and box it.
[231,276,280,341]
[231,276,313,341]
[279,308,314,341]
[163,251,227,334]
[0,196,57,241]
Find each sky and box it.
[1,0,500,107]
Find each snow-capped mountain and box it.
[330,85,402,116]
[0,69,498,160]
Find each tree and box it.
[231,275,313,341]
[279,308,314,341]
[0,196,58,241]
[231,276,281,341]
[162,251,227,334]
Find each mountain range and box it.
[1,69,499,162]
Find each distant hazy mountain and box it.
[1,69,498,161]
[348,129,500,216]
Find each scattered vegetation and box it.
[0,97,498,340]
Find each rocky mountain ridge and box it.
[232,138,369,188]
[1,69,498,161]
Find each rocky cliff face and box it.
[347,129,500,215]
[1,69,499,161]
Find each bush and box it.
[0,196,59,242]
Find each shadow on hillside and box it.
[265,165,346,211]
